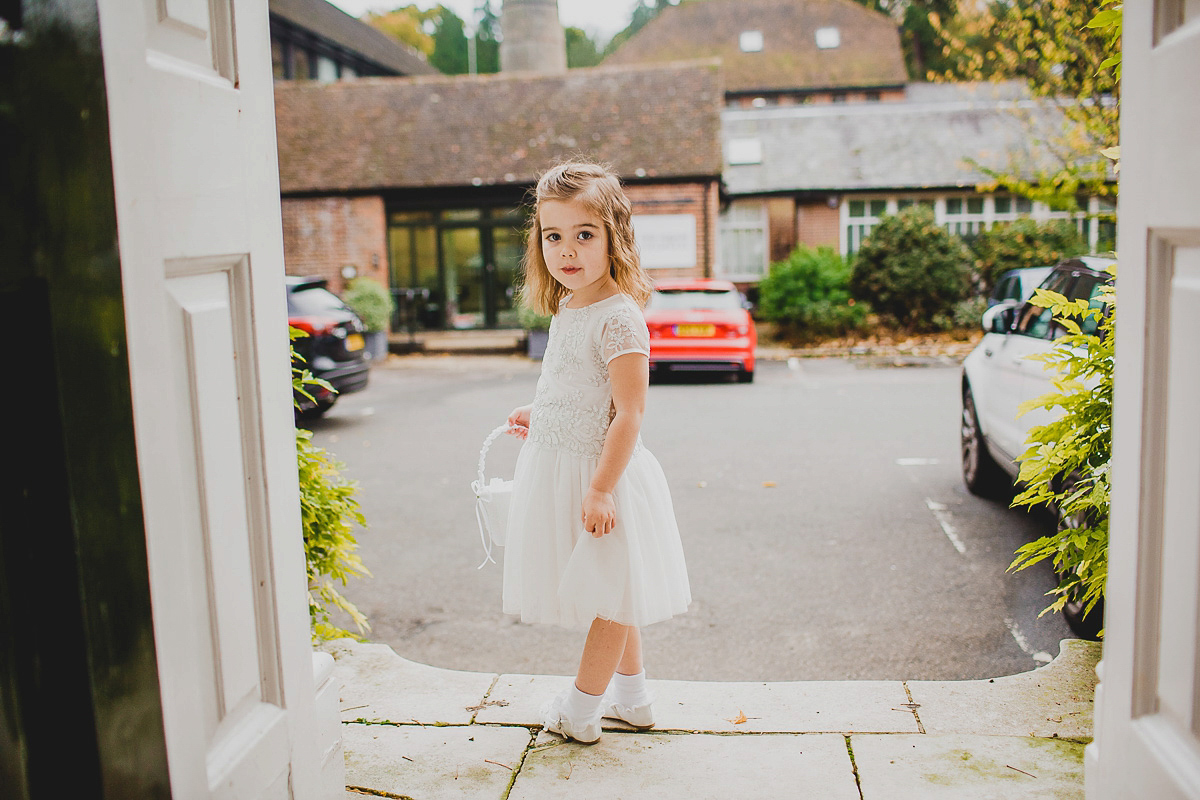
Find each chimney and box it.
[500,0,567,74]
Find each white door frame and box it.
[1087,5,1200,797]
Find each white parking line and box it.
[1005,616,1054,663]
[897,457,939,466]
[924,498,967,554]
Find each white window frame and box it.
[718,199,769,280]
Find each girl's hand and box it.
[582,488,616,538]
[507,405,532,439]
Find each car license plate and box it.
[675,324,715,337]
[345,333,365,352]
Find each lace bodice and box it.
[527,293,651,460]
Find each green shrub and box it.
[969,219,1087,292]
[517,302,552,331]
[1009,273,1115,634]
[292,328,371,641]
[342,277,395,333]
[758,246,868,340]
[932,295,990,332]
[850,206,971,330]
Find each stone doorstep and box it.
[326,638,1099,798]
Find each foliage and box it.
[933,295,989,333]
[364,6,437,55]
[603,0,677,56]
[566,27,602,68]
[758,246,868,341]
[968,218,1087,292]
[342,277,396,333]
[1009,274,1115,633]
[517,302,552,332]
[366,3,500,75]
[849,206,971,330]
[850,0,960,80]
[291,329,370,641]
[930,1,1120,211]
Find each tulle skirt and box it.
[501,441,691,629]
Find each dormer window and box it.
[815,27,840,49]
[739,30,764,52]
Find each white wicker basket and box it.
[472,423,518,568]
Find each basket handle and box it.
[472,423,519,568]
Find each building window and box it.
[942,194,988,237]
[719,200,768,279]
[739,30,764,52]
[727,138,763,166]
[342,64,357,80]
[316,55,338,83]
[815,27,840,49]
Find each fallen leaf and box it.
[729,709,748,724]
[762,481,776,488]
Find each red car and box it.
[643,279,757,382]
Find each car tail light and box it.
[289,316,337,336]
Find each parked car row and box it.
[961,256,1115,638]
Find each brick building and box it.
[606,0,1113,282]
[274,61,724,330]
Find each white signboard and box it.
[633,214,697,269]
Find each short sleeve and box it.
[599,303,650,365]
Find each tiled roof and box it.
[722,82,1084,193]
[605,0,906,93]
[275,61,724,193]
[269,0,437,76]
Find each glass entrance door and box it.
[442,226,484,329]
[389,207,527,329]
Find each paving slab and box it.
[322,639,497,725]
[509,731,860,800]
[343,722,532,800]
[908,640,1100,739]
[852,733,1084,800]
[476,673,918,733]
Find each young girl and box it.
[501,161,691,744]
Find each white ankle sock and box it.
[566,684,604,722]
[611,670,649,707]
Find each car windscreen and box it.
[288,286,349,316]
[648,289,741,311]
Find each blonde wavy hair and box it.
[519,160,653,316]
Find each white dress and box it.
[502,293,692,629]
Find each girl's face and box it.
[539,197,613,301]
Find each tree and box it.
[473,1,501,74]
[364,5,437,56]
[931,1,1121,212]
[429,6,468,75]
[850,0,960,81]
[566,27,602,68]
[603,0,677,57]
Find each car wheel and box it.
[737,367,754,383]
[961,385,1007,497]
[296,397,335,423]
[1056,492,1104,641]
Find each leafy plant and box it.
[1008,273,1114,634]
[342,277,395,333]
[517,301,552,332]
[292,328,371,641]
[968,218,1087,292]
[758,246,868,341]
[850,206,971,330]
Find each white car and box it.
[961,256,1114,493]
[960,256,1114,638]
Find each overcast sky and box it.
[328,0,644,43]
